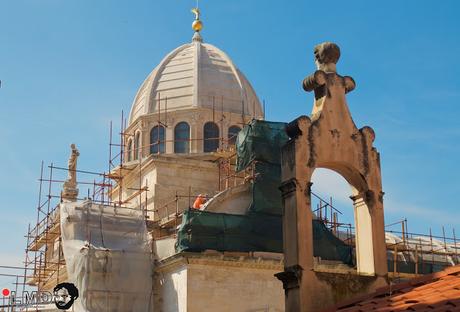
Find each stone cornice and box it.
[126,107,254,134]
[155,252,283,273]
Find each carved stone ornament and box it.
[274,264,303,293]
[314,42,340,73]
[279,178,299,198]
[302,42,356,98]
[286,115,310,138]
[190,112,204,124]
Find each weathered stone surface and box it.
[155,252,284,312]
[314,42,340,72]
[110,153,221,220]
[279,42,388,312]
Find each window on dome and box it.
[127,139,133,162]
[150,125,165,154]
[134,132,141,160]
[204,122,220,152]
[228,125,241,145]
[174,122,190,154]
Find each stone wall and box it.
[110,154,220,220]
[188,264,283,312]
[155,253,284,312]
[156,264,188,312]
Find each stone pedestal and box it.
[62,181,79,202]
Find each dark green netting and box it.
[387,261,445,274]
[236,120,289,171]
[312,219,353,264]
[176,210,353,265]
[176,209,282,253]
[235,120,288,216]
[250,162,283,215]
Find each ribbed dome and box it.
[129,38,263,125]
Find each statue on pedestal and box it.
[62,144,80,201]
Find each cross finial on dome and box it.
[191,7,203,42]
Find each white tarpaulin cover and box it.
[60,200,153,311]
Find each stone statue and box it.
[62,144,80,201]
[67,144,79,185]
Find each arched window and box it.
[134,132,141,160]
[174,122,190,154]
[150,125,165,154]
[127,139,133,162]
[204,122,220,152]
[228,125,241,145]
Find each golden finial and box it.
[191,7,203,32]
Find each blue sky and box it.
[0,0,459,287]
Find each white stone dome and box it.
[129,36,263,125]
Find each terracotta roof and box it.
[324,265,460,312]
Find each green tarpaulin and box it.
[176,209,353,265]
[236,120,289,216]
[251,162,283,215]
[236,120,289,171]
[176,209,282,253]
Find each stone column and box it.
[165,126,174,154]
[352,193,375,275]
[190,121,200,153]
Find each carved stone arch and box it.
[277,42,388,312]
[174,121,191,154]
[203,121,220,152]
[310,161,377,276]
[315,161,369,195]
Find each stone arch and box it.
[277,42,387,312]
[150,125,165,154]
[174,121,190,154]
[282,107,385,277]
[311,162,375,275]
[203,121,220,152]
[315,161,368,195]
[228,125,242,145]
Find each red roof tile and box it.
[324,264,460,312]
